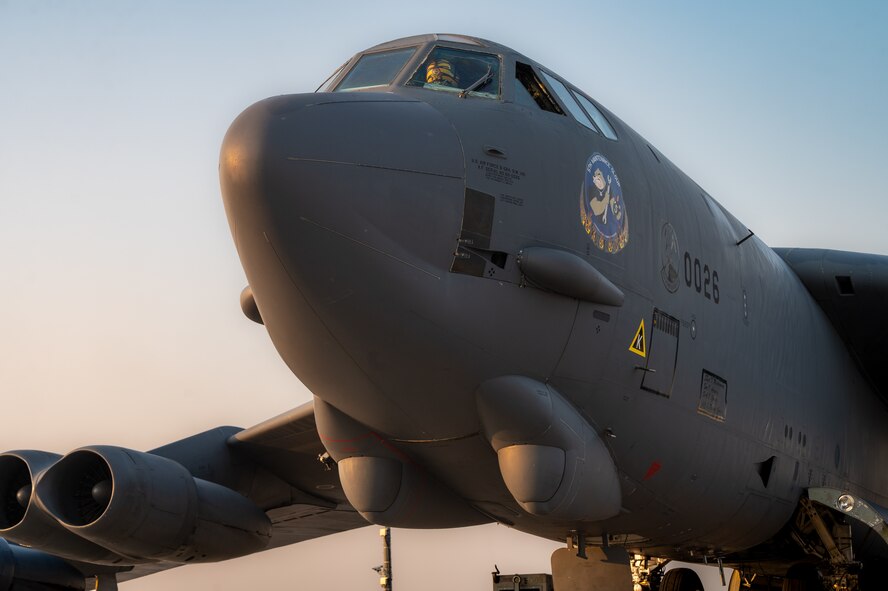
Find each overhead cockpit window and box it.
[335,47,417,92]
[515,62,562,114]
[573,92,618,140]
[406,47,501,99]
[435,35,482,45]
[539,70,599,132]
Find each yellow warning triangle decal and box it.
[629,318,646,358]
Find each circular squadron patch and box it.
[580,153,629,254]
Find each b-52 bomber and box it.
[2,33,887,591]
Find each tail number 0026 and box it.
[683,252,719,304]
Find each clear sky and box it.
[0,1,886,589]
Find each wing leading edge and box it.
[776,248,888,406]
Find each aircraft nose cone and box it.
[218,93,466,434]
[219,92,465,295]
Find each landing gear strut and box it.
[791,496,859,591]
[630,554,667,590]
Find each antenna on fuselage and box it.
[737,229,755,245]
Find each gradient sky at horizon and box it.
[1,1,886,589]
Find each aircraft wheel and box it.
[781,564,824,591]
[659,568,704,591]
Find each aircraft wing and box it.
[0,401,368,586]
[775,248,888,405]
[226,400,371,550]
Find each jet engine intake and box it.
[35,446,272,563]
[476,376,621,522]
[0,451,128,565]
[0,451,55,533]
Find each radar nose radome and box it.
[217,94,467,430]
[219,92,465,262]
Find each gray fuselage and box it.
[219,34,888,559]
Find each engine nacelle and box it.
[0,451,128,565]
[477,376,621,522]
[0,538,85,591]
[35,446,272,563]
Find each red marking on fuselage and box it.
[643,461,662,481]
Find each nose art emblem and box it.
[580,153,629,254]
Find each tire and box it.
[659,568,704,591]
[781,564,824,591]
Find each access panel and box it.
[641,308,679,396]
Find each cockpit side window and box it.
[406,47,501,99]
[515,62,562,114]
[539,70,598,132]
[573,91,619,140]
[335,47,417,92]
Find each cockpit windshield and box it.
[335,47,417,92]
[406,47,500,99]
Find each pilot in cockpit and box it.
[425,58,459,88]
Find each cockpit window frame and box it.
[536,68,620,141]
[316,60,349,93]
[538,69,601,132]
[405,44,504,100]
[513,61,563,114]
[332,45,420,93]
[571,89,619,141]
